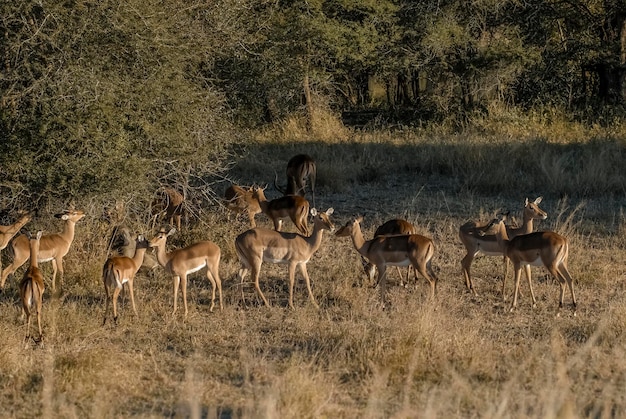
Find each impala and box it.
[335,217,438,305]
[102,234,150,325]
[482,212,577,314]
[274,154,317,206]
[223,184,263,227]
[459,197,547,299]
[252,187,310,235]
[1,208,85,291]
[0,210,32,271]
[19,231,44,343]
[151,187,185,231]
[109,226,158,271]
[149,228,222,317]
[235,207,334,309]
[362,219,418,287]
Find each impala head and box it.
[136,234,149,250]
[334,216,364,237]
[480,212,509,236]
[54,209,86,222]
[524,196,547,221]
[310,207,335,232]
[148,228,176,248]
[252,185,268,202]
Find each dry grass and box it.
[1,114,626,417]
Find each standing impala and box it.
[102,234,150,325]
[362,219,418,287]
[274,154,317,206]
[482,213,577,314]
[1,208,85,291]
[459,197,547,299]
[252,187,310,235]
[0,210,32,272]
[20,231,45,343]
[335,217,438,305]
[223,184,263,228]
[149,228,222,318]
[235,207,334,309]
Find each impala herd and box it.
[0,154,579,344]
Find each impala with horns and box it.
[0,210,32,272]
[1,208,85,291]
[102,234,150,325]
[335,216,438,305]
[362,219,418,287]
[19,231,44,343]
[459,197,547,299]
[151,187,185,231]
[252,186,310,235]
[481,212,577,315]
[149,228,222,317]
[235,207,334,309]
[223,184,263,228]
[274,154,317,206]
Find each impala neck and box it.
[132,246,148,269]
[154,242,172,268]
[305,220,327,252]
[60,220,78,244]
[519,208,535,235]
[0,217,29,236]
[29,241,40,268]
[494,222,511,251]
[348,223,369,257]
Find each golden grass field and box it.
[1,115,626,418]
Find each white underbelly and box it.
[38,256,54,263]
[186,263,207,275]
[521,257,543,267]
[480,250,503,257]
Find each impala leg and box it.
[128,280,137,317]
[288,262,297,309]
[252,260,270,307]
[461,252,477,295]
[214,268,223,311]
[299,263,319,309]
[510,263,523,312]
[206,270,217,312]
[172,276,181,315]
[36,292,43,339]
[238,266,249,307]
[181,275,188,318]
[51,259,59,291]
[415,262,436,299]
[377,265,389,306]
[501,256,509,301]
[103,284,111,326]
[523,264,537,307]
[558,261,577,313]
[112,286,121,324]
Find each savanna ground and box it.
[1,115,626,418]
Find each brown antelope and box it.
[223,184,263,227]
[1,208,85,291]
[108,226,158,271]
[19,231,45,343]
[235,207,334,309]
[102,234,150,325]
[459,197,547,299]
[148,228,222,317]
[482,212,577,314]
[362,219,418,287]
[151,187,185,231]
[252,187,310,235]
[274,154,317,206]
[0,210,32,272]
[335,217,438,305]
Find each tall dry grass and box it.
[1,110,625,417]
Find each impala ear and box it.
[167,228,176,236]
[355,216,364,223]
[534,196,543,204]
[325,208,334,215]
[36,231,43,240]
[310,208,318,217]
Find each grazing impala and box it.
[459,197,547,299]
[0,210,32,271]
[335,217,438,305]
[20,231,44,343]
[274,154,317,206]
[1,208,85,291]
[223,184,263,227]
[102,234,150,325]
[149,228,222,317]
[235,207,334,309]
[362,219,418,287]
[252,187,310,235]
[151,187,185,231]
[482,212,577,314]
